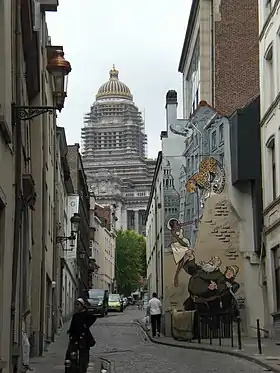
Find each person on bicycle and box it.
[66,298,97,373]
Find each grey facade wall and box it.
[67,144,91,294]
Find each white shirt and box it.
[148,297,162,315]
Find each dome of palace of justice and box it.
[96,65,133,101]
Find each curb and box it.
[135,320,280,373]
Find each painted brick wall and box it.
[214,0,259,115]
[95,204,111,229]
[195,191,246,329]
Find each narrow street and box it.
[91,308,266,373]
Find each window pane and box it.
[276,268,280,310]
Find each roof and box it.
[96,65,133,101]
[178,0,199,73]
[145,151,163,224]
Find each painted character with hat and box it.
[222,265,240,317]
[224,265,240,294]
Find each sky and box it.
[46,0,192,159]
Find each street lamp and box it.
[70,213,80,234]
[56,213,81,245]
[12,49,72,121]
[47,49,72,111]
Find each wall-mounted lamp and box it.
[12,49,72,122]
[56,213,80,246]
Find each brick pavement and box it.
[91,307,265,373]
[137,317,280,372]
[29,308,273,373]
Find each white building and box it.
[146,91,186,303]
[259,0,280,338]
[81,66,156,235]
[90,198,116,292]
[146,152,164,299]
[58,193,79,321]
[53,128,77,328]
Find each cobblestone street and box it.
[91,308,267,373]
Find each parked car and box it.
[85,289,108,317]
[108,293,123,312]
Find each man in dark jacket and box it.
[66,298,96,373]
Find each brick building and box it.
[95,204,113,230]
[178,0,259,117]
[147,0,264,336]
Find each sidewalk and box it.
[137,318,280,372]
[30,322,101,373]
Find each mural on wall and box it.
[186,157,226,222]
[166,155,241,317]
[167,218,194,262]
[163,158,181,244]
[173,250,240,318]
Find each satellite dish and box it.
[169,123,193,138]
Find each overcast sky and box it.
[46,0,191,159]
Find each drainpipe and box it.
[154,190,158,295]
[160,240,164,301]
[10,0,23,368]
[210,0,215,106]
[52,121,58,340]
[39,25,47,352]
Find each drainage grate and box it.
[98,348,133,355]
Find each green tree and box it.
[115,230,146,296]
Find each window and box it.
[211,131,217,150]
[0,201,4,351]
[195,89,199,107]
[267,137,277,201]
[195,154,198,169]
[266,0,272,15]
[274,246,280,311]
[272,143,276,200]
[264,43,274,105]
[219,124,224,143]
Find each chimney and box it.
[165,90,178,134]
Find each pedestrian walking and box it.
[147,293,162,337]
[66,298,97,373]
[21,309,33,372]
[137,299,144,310]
